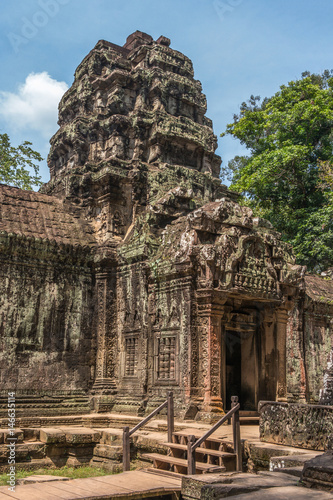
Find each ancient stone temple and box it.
[0,31,332,419]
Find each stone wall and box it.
[0,243,94,394]
[0,187,96,395]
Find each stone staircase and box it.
[142,431,238,475]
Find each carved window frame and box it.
[153,331,179,386]
[123,334,139,379]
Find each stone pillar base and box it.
[196,398,225,423]
[91,378,117,395]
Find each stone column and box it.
[276,308,288,402]
[286,301,307,403]
[197,295,226,418]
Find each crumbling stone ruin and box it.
[0,31,332,420]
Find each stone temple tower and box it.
[3,31,327,422]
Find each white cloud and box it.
[0,72,68,139]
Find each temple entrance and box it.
[222,316,259,411]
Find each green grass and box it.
[0,465,114,486]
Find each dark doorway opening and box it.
[224,329,258,411]
[225,330,242,409]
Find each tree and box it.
[0,133,43,190]
[222,71,333,271]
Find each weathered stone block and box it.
[270,453,322,470]
[62,428,100,444]
[259,401,333,451]
[67,445,94,457]
[301,451,333,491]
[100,429,122,445]
[93,444,122,460]
[66,455,91,466]
[3,429,24,443]
[40,428,66,444]
[44,444,67,458]
[22,428,40,442]
[181,472,299,499]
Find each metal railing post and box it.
[123,426,130,471]
[231,396,242,471]
[187,434,196,475]
[167,391,174,443]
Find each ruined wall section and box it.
[0,248,94,393]
[287,274,333,403]
[0,186,96,395]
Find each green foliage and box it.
[0,133,43,190]
[222,71,333,271]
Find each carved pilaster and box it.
[276,308,288,402]
[92,271,117,394]
[196,293,227,417]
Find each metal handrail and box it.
[122,391,174,471]
[187,396,242,475]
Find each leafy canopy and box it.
[0,133,43,190]
[222,71,333,272]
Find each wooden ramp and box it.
[0,471,181,500]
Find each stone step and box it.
[272,466,303,478]
[270,452,323,470]
[142,452,226,474]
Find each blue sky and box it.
[0,0,333,185]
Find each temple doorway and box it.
[222,320,259,411]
